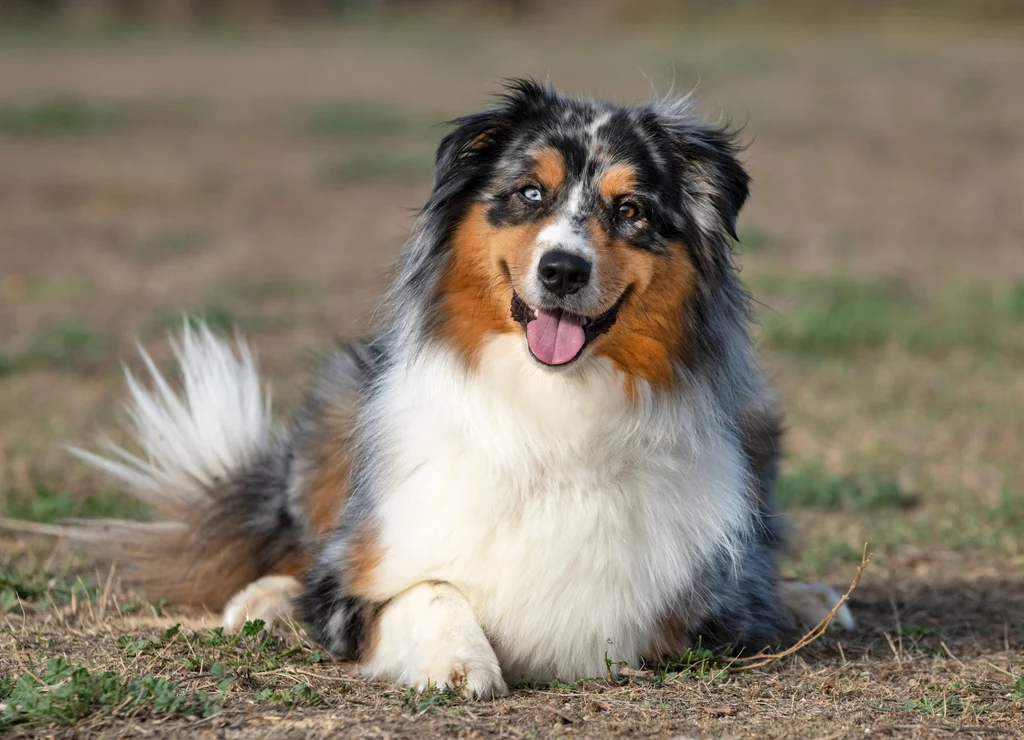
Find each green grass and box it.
[314,153,434,186]
[895,695,983,717]
[28,277,92,303]
[145,305,260,336]
[653,646,730,684]
[801,540,866,572]
[0,566,100,613]
[137,229,213,259]
[218,277,321,304]
[400,684,462,715]
[777,466,910,510]
[0,97,122,136]
[28,322,109,366]
[145,278,320,339]
[899,623,943,638]
[0,350,16,376]
[305,101,409,138]
[756,275,1024,357]
[255,682,323,707]
[735,227,779,253]
[0,322,111,376]
[114,619,328,678]
[1,484,146,524]
[0,657,222,731]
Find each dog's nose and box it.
[538,250,591,297]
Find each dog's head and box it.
[421,80,749,386]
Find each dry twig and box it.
[727,544,872,672]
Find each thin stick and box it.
[0,517,70,538]
[728,544,872,672]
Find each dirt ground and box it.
[1,17,1023,738]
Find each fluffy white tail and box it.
[66,321,297,608]
[69,321,271,520]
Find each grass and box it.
[0,566,99,613]
[735,227,779,253]
[144,304,265,336]
[755,276,1024,358]
[218,277,321,304]
[400,685,462,715]
[142,279,318,338]
[0,615,332,732]
[2,23,1024,740]
[0,657,222,730]
[652,647,731,684]
[314,154,434,186]
[895,694,980,717]
[776,466,911,510]
[0,97,122,136]
[137,229,213,259]
[0,322,110,376]
[304,101,410,138]
[28,277,92,303]
[1,484,146,524]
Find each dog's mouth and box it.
[510,290,629,367]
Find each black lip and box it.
[510,289,630,366]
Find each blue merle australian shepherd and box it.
[71,80,854,698]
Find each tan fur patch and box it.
[347,527,384,598]
[439,203,554,365]
[307,448,351,539]
[303,393,359,538]
[533,148,566,192]
[589,230,696,389]
[599,164,637,201]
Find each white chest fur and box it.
[368,335,751,681]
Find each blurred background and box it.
[1,1,1022,588]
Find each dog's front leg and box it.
[360,581,508,699]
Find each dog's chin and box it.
[510,291,628,369]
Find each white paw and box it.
[360,582,508,700]
[222,575,301,634]
[410,637,508,700]
[779,581,857,631]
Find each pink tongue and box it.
[526,308,586,365]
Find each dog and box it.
[70,80,854,698]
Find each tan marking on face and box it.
[588,226,695,388]
[346,526,384,598]
[439,203,556,366]
[599,163,637,201]
[532,148,566,192]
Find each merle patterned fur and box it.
[296,80,792,659]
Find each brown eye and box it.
[617,202,639,220]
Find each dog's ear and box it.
[431,79,552,198]
[654,103,750,241]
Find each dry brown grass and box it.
[1,19,1022,738]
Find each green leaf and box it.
[241,619,266,637]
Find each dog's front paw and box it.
[410,637,508,700]
[360,581,508,700]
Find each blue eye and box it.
[520,186,543,203]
